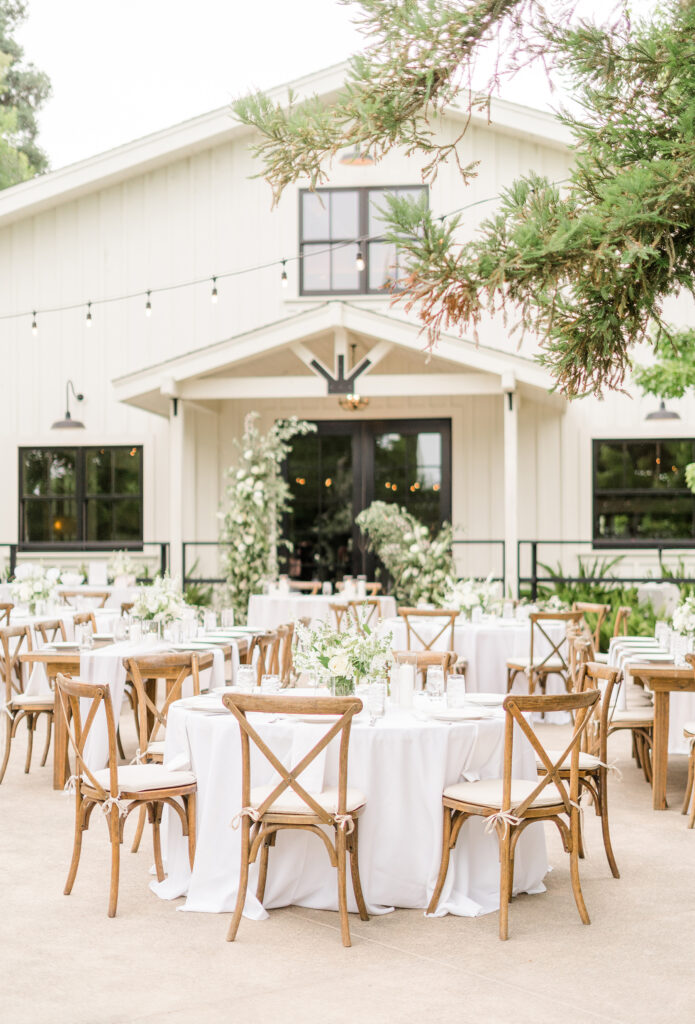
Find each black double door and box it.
[283,419,451,581]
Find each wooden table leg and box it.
[652,690,670,811]
[52,681,69,791]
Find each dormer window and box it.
[299,186,427,295]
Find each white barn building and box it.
[1,64,693,594]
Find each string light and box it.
[145,291,152,317]
[281,260,288,288]
[85,302,93,327]
[211,277,218,303]
[355,248,365,272]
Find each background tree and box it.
[233,0,695,399]
[0,0,50,186]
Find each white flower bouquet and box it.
[673,595,695,636]
[444,575,499,618]
[293,619,393,696]
[132,573,187,624]
[11,564,60,613]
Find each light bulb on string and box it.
[86,301,93,327]
[211,277,218,304]
[355,248,365,272]
[145,291,152,317]
[281,260,288,288]
[31,311,38,336]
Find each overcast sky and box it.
[18,0,655,172]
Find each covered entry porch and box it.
[113,301,565,593]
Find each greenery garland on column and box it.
[219,413,316,623]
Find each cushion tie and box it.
[63,774,79,794]
[333,812,355,834]
[101,795,128,817]
[597,758,623,782]
[483,810,521,837]
[130,748,144,765]
[230,806,261,830]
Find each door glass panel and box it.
[374,430,443,533]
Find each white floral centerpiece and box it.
[11,564,59,613]
[537,594,570,613]
[132,573,187,624]
[443,575,499,618]
[293,619,393,696]
[108,550,139,586]
[673,595,695,636]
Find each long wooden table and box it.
[629,663,695,810]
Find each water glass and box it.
[322,581,333,596]
[655,621,670,651]
[447,674,467,708]
[236,665,256,692]
[77,623,93,652]
[674,634,689,667]
[129,619,142,643]
[366,681,386,721]
[502,601,514,620]
[425,666,444,702]
[471,606,483,624]
[261,673,281,694]
[221,608,235,628]
[203,611,217,632]
[113,616,129,643]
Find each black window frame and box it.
[592,437,695,547]
[298,185,428,296]
[18,445,144,551]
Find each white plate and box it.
[92,633,114,641]
[47,641,80,650]
[463,693,506,707]
[170,642,219,650]
[427,708,493,722]
[177,695,226,711]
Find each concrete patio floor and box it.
[1,713,693,1024]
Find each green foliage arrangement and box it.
[0,2,50,188]
[356,500,454,605]
[234,0,695,398]
[219,413,316,623]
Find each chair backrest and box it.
[221,692,362,826]
[392,649,456,688]
[576,661,623,760]
[613,606,631,637]
[572,602,610,653]
[336,581,382,596]
[529,611,583,672]
[566,630,592,691]
[329,603,350,632]
[500,690,600,817]
[73,610,98,633]
[55,674,118,799]
[123,651,214,752]
[62,590,109,609]
[247,631,280,685]
[0,624,33,702]
[0,603,13,625]
[288,580,321,595]
[35,617,68,645]
[347,599,381,634]
[121,601,134,616]
[397,608,458,651]
[273,623,295,686]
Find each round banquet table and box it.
[152,700,549,919]
[379,615,567,695]
[247,593,397,631]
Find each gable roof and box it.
[0,63,571,228]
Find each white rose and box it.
[328,654,349,676]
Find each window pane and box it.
[331,243,359,290]
[49,499,78,542]
[302,244,330,291]
[86,448,112,494]
[47,451,76,496]
[113,499,141,540]
[114,448,141,494]
[302,192,329,240]
[24,498,78,543]
[330,191,358,238]
[22,450,50,496]
[24,500,49,542]
[368,241,398,290]
[86,499,113,541]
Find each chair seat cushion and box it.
[88,765,196,793]
[506,655,565,672]
[145,740,166,757]
[249,784,366,817]
[10,693,55,708]
[609,708,654,725]
[536,750,601,772]
[683,721,695,737]
[443,777,566,810]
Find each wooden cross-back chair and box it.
[271,623,295,687]
[567,631,592,694]
[121,601,134,616]
[336,581,382,596]
[55,673,197,918]
[245,630,280,686]
[613,606,631,637]
[397,608,459,651]
[35,617,68,645]
[347,598,381,634]
[123,650,213,854]
[0,603,13,625]
[572,602,610,655]
[0,624,53,784]
[61,590,109,609]
[221,691,368,947]
[72,610,98,633]
[391,650,457,689]
[288,580,321,595]
[539,660,621,878]
[329,602,350,632]
[506,611,583,695]
[681,655,695,827]
[427,689,600,940]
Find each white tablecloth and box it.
[247,594,397,631]
[152,702,548,919]
[379,616,567,695]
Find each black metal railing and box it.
[518,538,695,600]
[0,542,169,580]
[451,539,506,584]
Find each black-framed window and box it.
[593,438,695,544]
[299,185,427,295]
[19,446,143,549]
